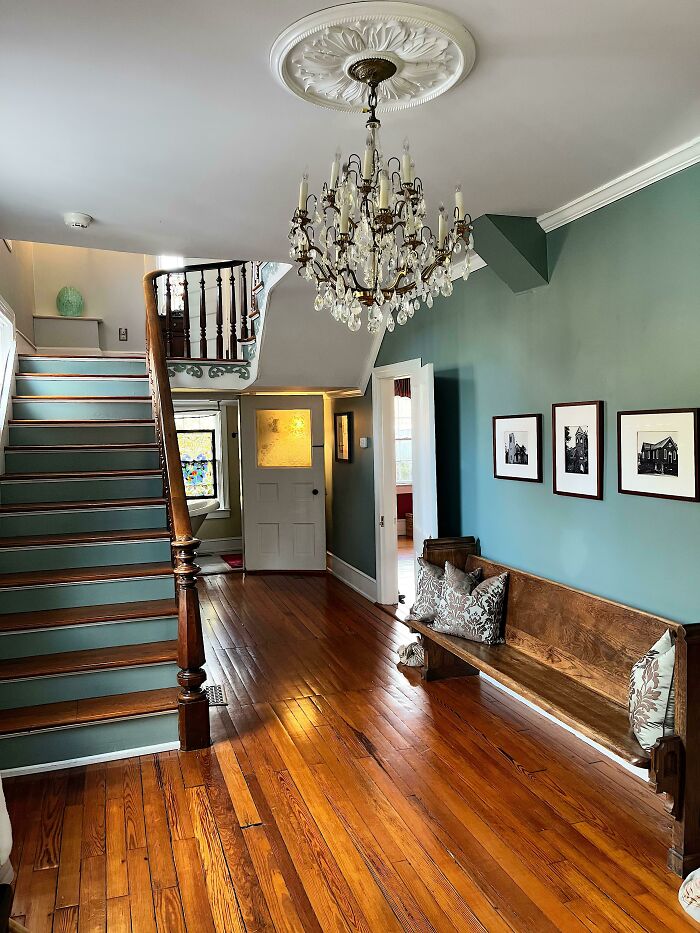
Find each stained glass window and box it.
[177,429,217,498]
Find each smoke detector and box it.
[63,212,93,229]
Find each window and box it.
[175,409,223,501]
[394,395,412,485]
[255,409,312,468]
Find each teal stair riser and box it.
[0,505,168,537]
[13,400,153,420]
[0,711,178,771]
[18,358,147,376]
[0,539,171,573]
[0,616,178,660]
[9,425,156,446]
[5,449,160,473]
[0,662,178,710]
[16,377,151,398]
[0,476,163,504]
[0,575,175,614]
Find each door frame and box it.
[371,358,438,605]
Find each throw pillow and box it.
[409,558,445,622]
[628,629,676,752]
[432,568,508,644]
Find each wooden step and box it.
[9,419,155,426]
[0,687,178,736]
[0,640,177,681]
[19,354,146,361]
[0,497,166,513]
[5,444,159,451]
[1,469,162,481]
[0,562,173,589]
[0,598,178,634]
[0,528,170,549]
[15,373,149,379]
[12,395,152,402]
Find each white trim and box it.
[102,350,145,358]
[481,673,648,781]
[326,551,377,602]
[0,739,179,777]
[32,346,103,356]
[538,135,700,232]
[197,536,242,556]
[15,328,36,353]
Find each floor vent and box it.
[205,684,228,707]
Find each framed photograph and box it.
[552,401,603,499]
[334,411,353,463]
[492,414,542,482]
[618,408,699,502]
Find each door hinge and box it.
[379,515,385,527]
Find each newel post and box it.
[172,534,210,750]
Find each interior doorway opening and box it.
[372,358,438,612]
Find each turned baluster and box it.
[164,273,173,356]
[228,266,237,360]
[173,534,210,750]
[215,267,223,359]
[199,270,207,358]
[240,263,250,342]
[182,272,191,359]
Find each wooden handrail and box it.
[143,270,210,751]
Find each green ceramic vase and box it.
[56,286,84,317]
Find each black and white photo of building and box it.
[505,431,528,465]
[638,432,679,476]
[564,425,589,474]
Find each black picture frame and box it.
[334,411,353,463]
[618,408,699,502]
[492,413,543,483]
[552,401,604,500]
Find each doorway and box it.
[372,359,438,610]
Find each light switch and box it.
[118,327,128,341]
[359,436,370,448]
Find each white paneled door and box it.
[240,395,326,571]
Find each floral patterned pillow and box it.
[431,568,507,644]
[628,629,676,752]
[408,558,445,622]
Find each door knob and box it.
[312,488,319,495]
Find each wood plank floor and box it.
[3,571,695,931]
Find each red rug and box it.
[221,553,244,570]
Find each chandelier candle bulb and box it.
[402,139,412,184]
[379,171,389,209]
[298,172,309,211]
[339,199,350,234]
[330,150,341,189]
[438,206,447,248]
[455,185,464,220]
[363,136,374,180]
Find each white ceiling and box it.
[1,0,699,263]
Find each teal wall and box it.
[331,164,700,623]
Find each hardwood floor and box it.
[3,571,694,931]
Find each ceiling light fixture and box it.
[63,212,93,229]
[275,3,477,334]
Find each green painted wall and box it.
[331,164,700,623]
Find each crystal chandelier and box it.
[289,57,474,335]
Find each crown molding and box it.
[538,135,700,232]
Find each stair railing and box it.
[143,268,211,751]
[152,259,259,361]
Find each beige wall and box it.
[32,244,152,353]
[0,240,36,340]
[199,402,242,544]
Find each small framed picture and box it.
[552,401,603,499]
[334,411,353,463]
[493,414,543,482]
[618,408,699,502]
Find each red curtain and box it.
[394,378,411,398]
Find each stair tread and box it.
[1,469,162,481]
[0,562,173,588]
[6,444,159,451]
[0,640,177,681]
[16,373,149,379]
[0,686,179,736]
[10,420,155,426]
[19,354,146,360]
[0,598,178,633]
[13,396,152,401]
[0,528,170,549]
[0,497,166,513]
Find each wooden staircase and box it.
[0,355,187,770]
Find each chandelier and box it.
[289,57,474,335]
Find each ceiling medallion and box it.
[270,2,476,113]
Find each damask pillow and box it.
[432,568,508,644]
[628,629,676,752]
[408,558,445,622]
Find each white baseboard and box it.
[34,345,103,356]
[327,551,377,602]
[0,740,179,778]
[198,536,242,556]
[15,329,36,353]
[103,350,146,358]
